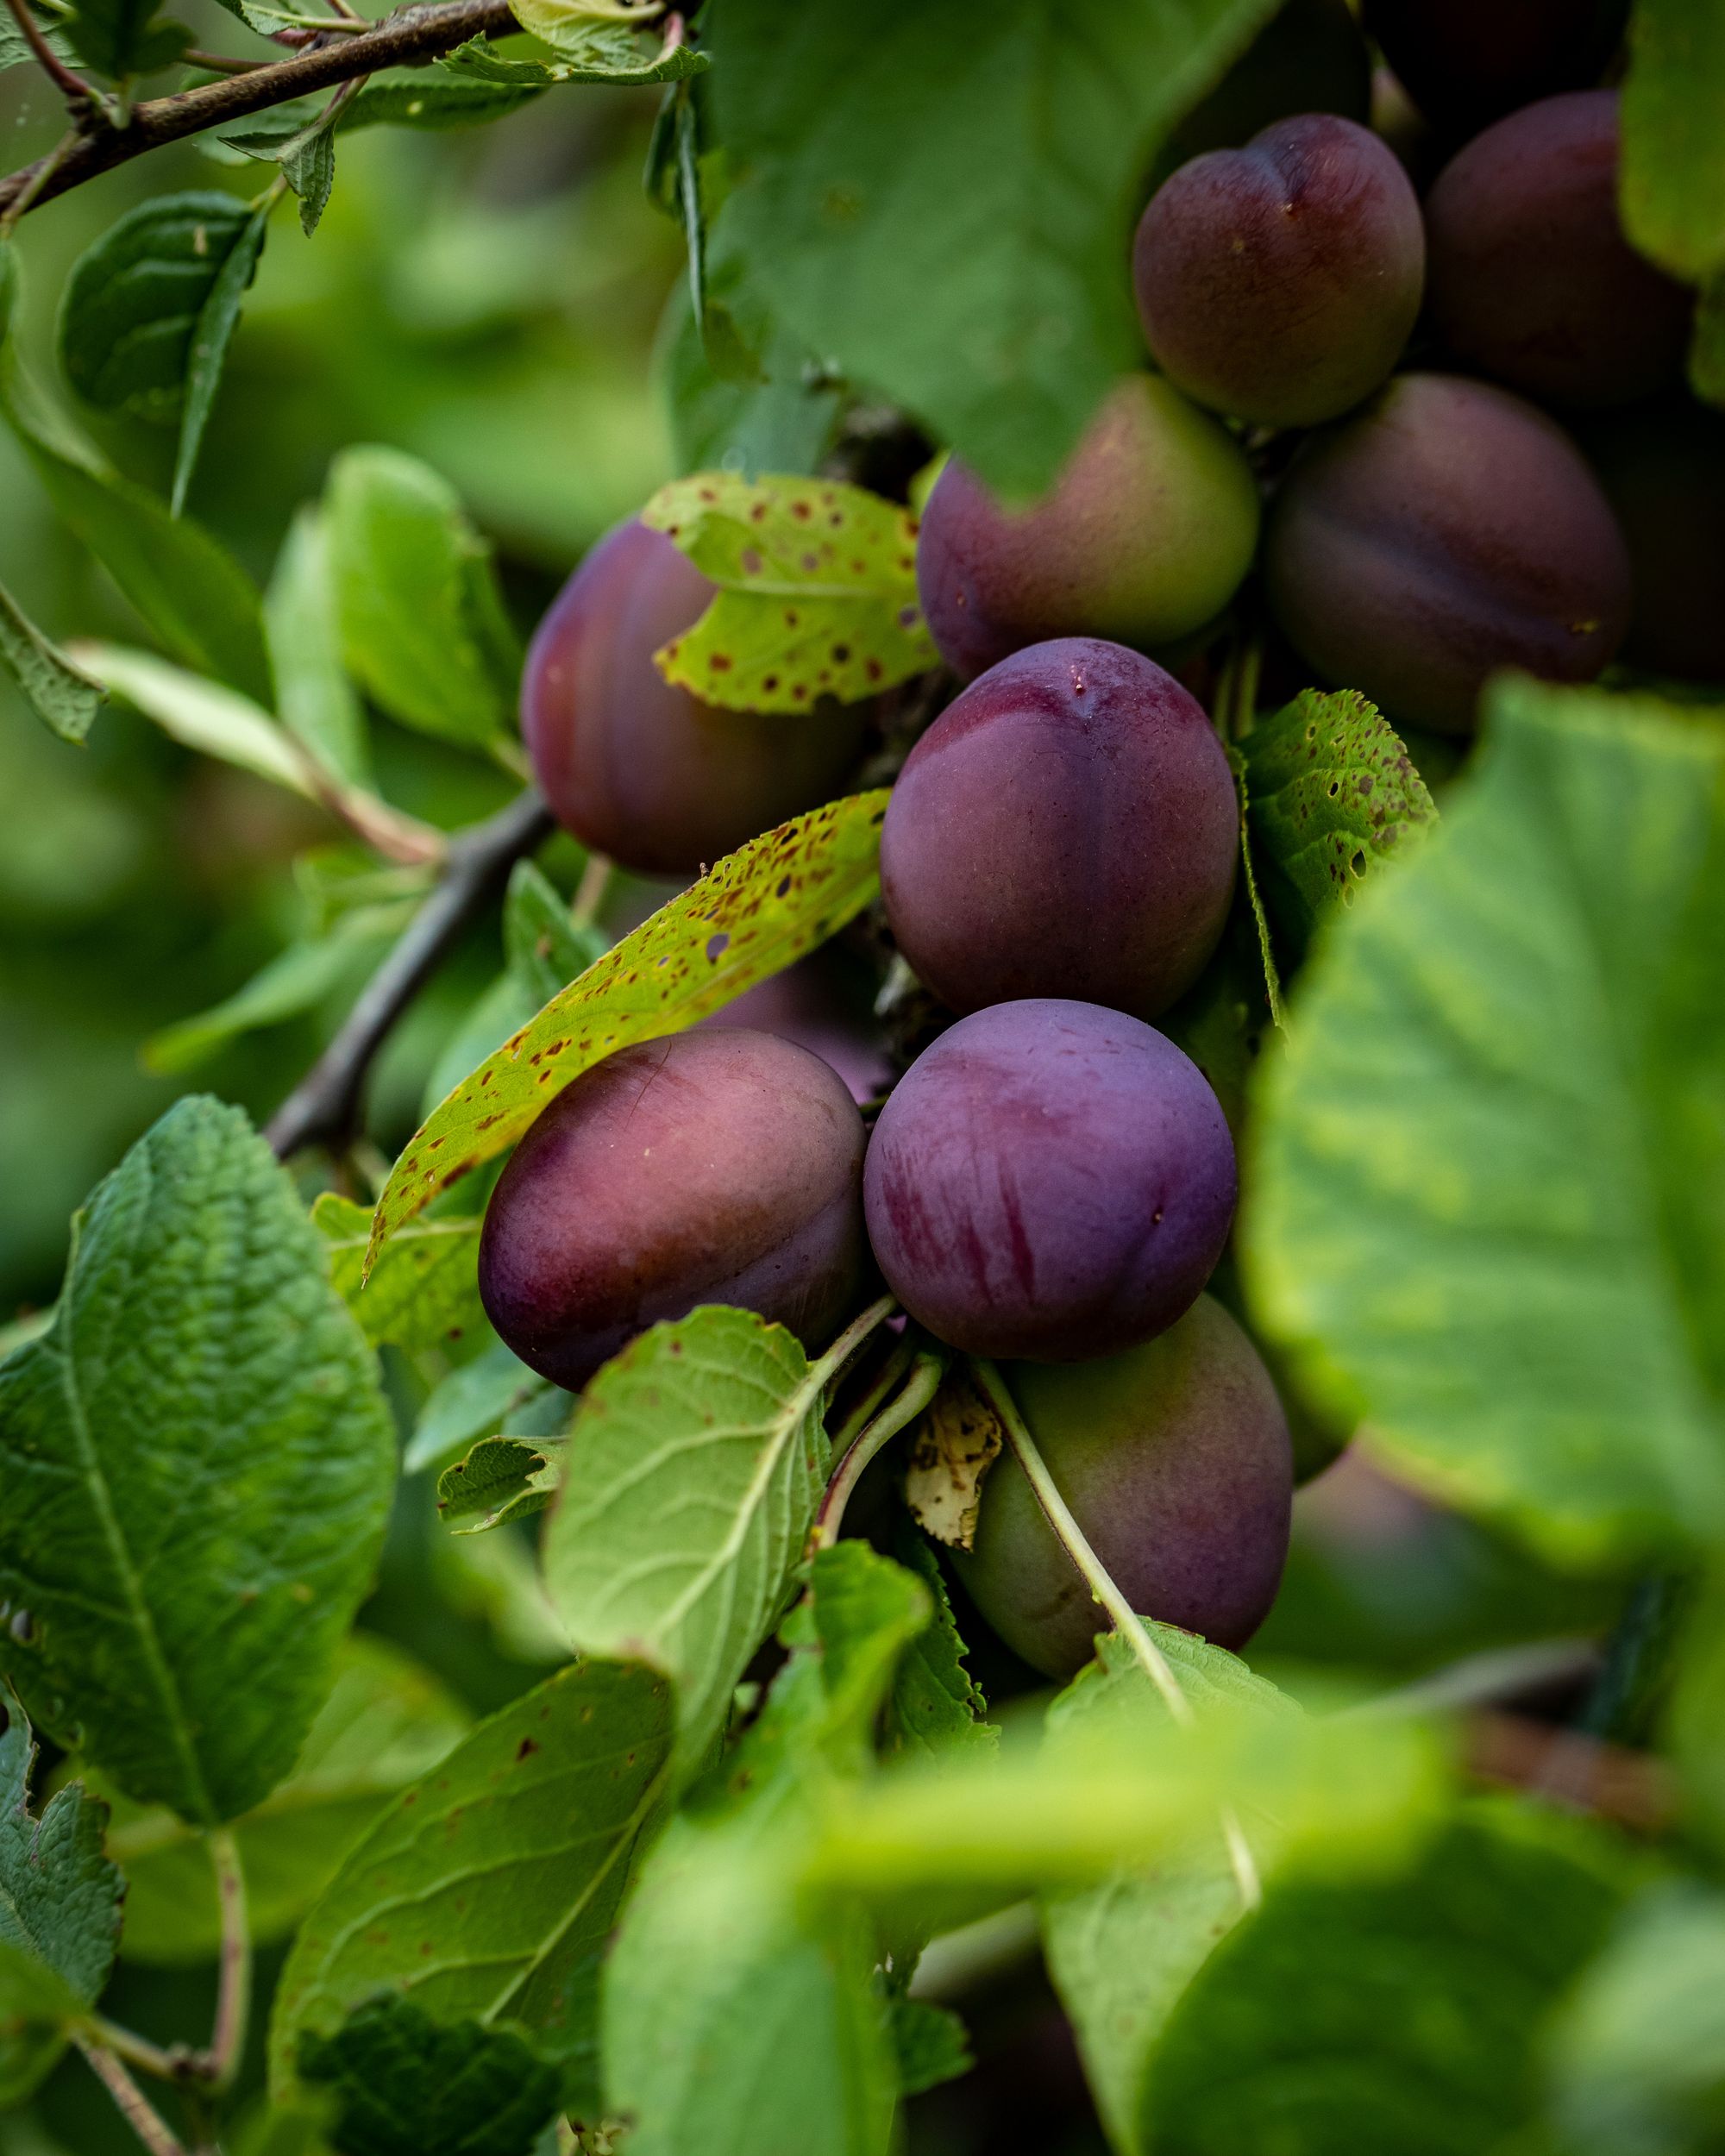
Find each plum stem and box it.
[815,1348,945,1551]
[827,1333,915,1457]
[203,1827,250,2090]
[74,2040,187,2156]
[809,1293,900,1395]
[972,1357,1262,1912]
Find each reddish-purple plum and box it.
[1425,92,1691,411]
[1134,115,1424,429]
[1264,373,1632,733]
[862,1000,1236,1363]
[522,517,868,876]
[1361,0,1628,136]
[1583,400,1725,683]
[957,1296,1292,1677]
[914,377,1259,681]
[880,639,1237,1021]
[479,1026,867,1388]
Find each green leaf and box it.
[640,471,933,712]
[0,1,77,73]
[74,640,308,790]
[369,788,888,1258]
[705,0,1281,498]
[300,1994,562,2156]
[541,1307,837,1771]
[223,108,340,237]
[1243,678,1725,1565]
[884,1523,994,1764]
[503,859,607,1002]
[1673,1578,1725,1860]
[266,506,372,789]
[888,1996,971,2099]
[1546,1883,1725,2156]
[1241,688,1437,956]
[145,905,411,1075]
[324,445,519,748]
[437,1433,565,1535]
[174,201,269,514]
[1620,0,1725,283]
[270,1660,675,2115]
[92,1636,469,1965]
[57,197,260,465]
[0,1097,396,1823]
[0,344,272,701]
[1037,1634,1292,2156]
[315,1194,486,1355]
[656,275,844,481]
[439,21,709,85]
[0,1686,123,2102]
[63,0,189,80]
[1142,1802,1635,2155]
[0,575,105,744]
[403,1336,557,1477]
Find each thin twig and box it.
[973,1357,1262,1912]
[266,786,555,1158]
[569,849,613,931]
[3,0,91,104]
[75,2040,187,2156]
[814,1349,944,1551]
[202,1827,249,2090]
[0,0,520,220]
[83,2018,183,2084]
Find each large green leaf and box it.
[93,1637,468,1965]
[0,342,270,702]
[0,1687,123,2103]
[269,1659,674,2115]
[706,0,1280,497]
[1620,0,1725,283]
[541,1307,837,1771]
[324,445,519,750]
[1142,1803,1635,2154]
[367,789,888,1260]
[0,575,104,745]
[0,1098,396,1824]
[1244,678,1725,1566]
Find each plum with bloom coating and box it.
[957,1295,1293,1678]
[479,1026,868,1388]
[914,376,1259,682]
[880,638,1237,1022]
[863,1000,1236,1363]
[522,517,868,876]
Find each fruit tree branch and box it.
[266,785,554,1160]
[0,0,518,219]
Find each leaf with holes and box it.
[314,1194,485,1356]
[367,789,888,1265]
[268,1658,674,2117]
[0,1097,395,1823]
[438,1434,565,1536]
[641,472,934,713]
[1242,689,1436,957]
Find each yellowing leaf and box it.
[641,472,936,713]
[904,1365,1005,1553]
[366,791,889,1269]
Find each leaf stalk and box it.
[815,1347,944,1550]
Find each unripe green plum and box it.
[1134,115,1424,429]
[1425,91,1691,411]
[914,376,1259,681]
[522,517,869,877]
[956,1296,1293,1679]
[1264,373,1631,733]
[478,1025,868,1388]
[1361,0,1628,137]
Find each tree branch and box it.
[266,786,553,1160]
[0,0,518,220]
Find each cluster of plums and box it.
[479,0,1709,1683]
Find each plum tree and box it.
[956,1296,1293,1677]
[1264,373,1631,733]
[1134,114,1423,431]
[1582,400,1725,684]
[1168,0,1371,160]
[1425,91,1692,411]
[880,638,1238,1021]
[914,375,1259,681]
[1360,0,1629,136]
[862,999,1236,1363]
[479,1026,868,1388]
[521,517,869,876]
